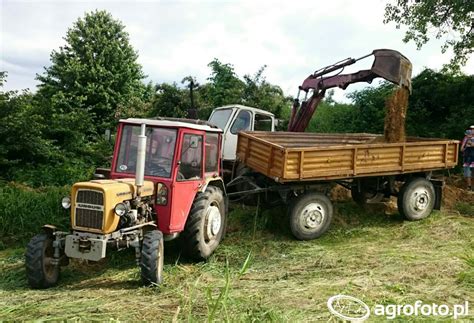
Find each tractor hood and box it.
[70,179,155,233]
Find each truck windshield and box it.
[115,125,177,178]
[209,109,233,130]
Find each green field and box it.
[1,199,473,321]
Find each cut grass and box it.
[0,201,473,321]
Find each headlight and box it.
[61,196,71,209]
[114,202,129,216]
[156,182,168,205]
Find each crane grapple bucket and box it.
[371,49,412,92]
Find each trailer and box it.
[237,132,459,182]
[229,131,459,240]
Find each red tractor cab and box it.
[110,118,227,259]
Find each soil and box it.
[384,87,409,143]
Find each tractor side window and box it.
[230,110,252,134]
[178,134,203,181]
[205,133,219,173]
[254,114,273,131]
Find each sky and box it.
[1,0,473,103]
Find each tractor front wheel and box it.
[182,186,226,261]
[140,230,164,286]
[25,233,60,289]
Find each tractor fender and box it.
[41,224,57,236]
[201,177,226,195]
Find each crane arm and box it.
[287,49,412,132]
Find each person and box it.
[461,126,474,191]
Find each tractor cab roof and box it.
[120,118,223,133]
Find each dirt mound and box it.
[384,87,409,143]
[442,184,474,209]
[329,185,351,201]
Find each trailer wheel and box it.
[289,193,333,240]
[182,186,226,260]
[140,230,164,286]
[25,233,60,289]
[397,178,435,221]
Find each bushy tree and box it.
[149,83,189,118]
[242,66,291,119]
[36,10,148,147]
[384,0,473,73]
[0,73,55,174]
[202,59,246,108]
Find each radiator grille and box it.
[75,190,104,230]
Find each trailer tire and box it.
[140,230,164,286]
[182,186,226,260]
[25,233,59,289]
[397,178,435,221]
[289,192,333,240]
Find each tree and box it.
[203,59,245,108]
[384,0,474,73]
[149,83,188,118]
[0,72,54,174]
[36,10,148,144]
[242,66,291,119]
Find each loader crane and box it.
[288,49,412,132]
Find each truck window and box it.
[205,133,219,173]
[209,109,233,130]
[254,113,273,131]
[230,110,252,134]
[178,134,203,181]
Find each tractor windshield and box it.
[115,125,177,178]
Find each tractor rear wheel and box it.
[25,233,60,289]
[182,186,226,261]
[140,230,164,286]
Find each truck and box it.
[25,49,459,288]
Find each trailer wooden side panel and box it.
[237,132,459,182]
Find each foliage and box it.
[0,183,69,245]
[36,10,148,153]
[384,0,474,73]
[0,73,56,177]
[407,68,474,139]
[306,100,358,133]
[148,82,189,118]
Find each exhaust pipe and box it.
[136,123,146,197]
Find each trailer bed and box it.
[236,132,459,182]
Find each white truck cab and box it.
[208,105,275,161]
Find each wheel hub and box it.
[302,203,324,229]
[412,188,430,211]
[205,205,221,241]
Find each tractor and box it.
[25,118,226,288]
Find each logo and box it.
[327,295,470,320]
[327,295,370,322]
[76,203,104,211]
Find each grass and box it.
[0,199,473,321]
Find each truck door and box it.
[222,109,252,161]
